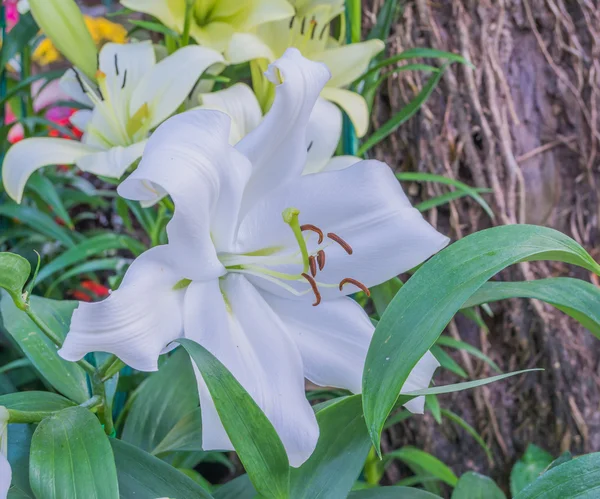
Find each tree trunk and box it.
[365,0,600,490]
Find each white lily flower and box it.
[120,0,294,55]
[227,0,383,136]
[198,82,344,173]
[59,49,449,466]
[2,41,224,203]
[0,407,10,499]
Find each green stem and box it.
[93,382,114,436]
[181,0,194,47]
[7,409,55,424]
[101,359,126,383]
[20,45,34,132]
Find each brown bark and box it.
[364,0,600,490]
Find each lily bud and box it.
[28,0,98,81]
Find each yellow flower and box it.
[227,0,384,137]
[33,16,127,67]
[120,0,294,54]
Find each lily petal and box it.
[264,294,372,393]
[226,32,276,64]
[316,39,384,88]
[316,154,361,173]
[118,110,251,280]
[130,45,225,129]
[69,109,92,132]
[120,0,185,32]
[59,246,184,372]
[184,274,319,467]
[264,292,439,413]
[75,140,147,178]
[59,68,93,106]
[236,48,330,214]
[198,83,262,144]
[303,97,342,174]
[240,0,295,29]
[0,453,9,499]
[2,138,99,203]
[237,160,449,300]
[320,86,370,137]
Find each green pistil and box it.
[282,207,310,274]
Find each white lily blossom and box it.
[198,82,346,173]
[0,407,10,499]
[2,41,224,203]
[227,0,383,136]
[58,48,449,466]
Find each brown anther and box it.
[327,232,353,255]
[302,273,321,306]
[339,278,370,297]
[317,249,326,270]
[301,224,324,244]
[309,255,317,277]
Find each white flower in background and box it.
[0,407,10,499]
[120,0,294,54]
[227,0,383,136]
[58,49,449,466]
[197,82,355,173]
[2,41,224,203]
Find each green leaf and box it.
[0,391,75,411]
[290,395,371,499]
[348,487,442,498]
[402,369,540,398]
[0,13,38,70]
[0,293,89,403]
[111,438,213,498]
[214,475,256,499]
[384,447,457,487]
[152,407,203,455]
[7,424,34,498]
[27,173,74,229]
[431,345,468,378]
[464,278,600,339]
[122,348,199,453]
[435,336,501,373]
[358,68,446,155]
[370,277,403,317]
[416,188,493,213]
[515,452,600,498]
[0,253,30,304]
[452,472,505,498]
[0,204,75,247]
[440,409,492,463]
[178,338,290,499]
[29,407,119,499]
[35,233,141,284]
[363,224,600,451]
[510,444,554,496]
[128,19,180,38]
[425,394,441,424]
[45,257,127,296]
[396,172,494,219]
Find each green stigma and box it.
[282,207,310,274]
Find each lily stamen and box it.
[301,224,324,243]
[327,232,353,255]
[309,255,317,277]
[302,273,321,306]
[317,249,326,270]
[339,277,370,296]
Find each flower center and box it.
[220,208,370,306]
